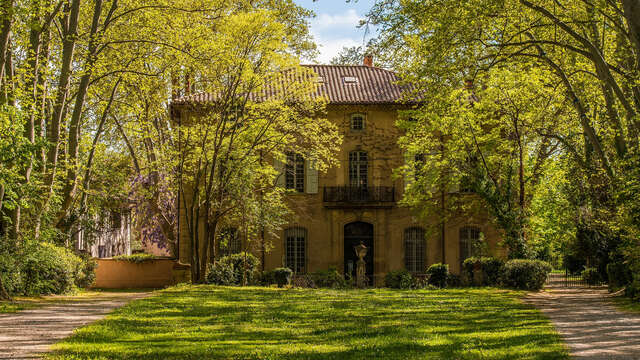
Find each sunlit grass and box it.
[48,285,567,360]
[612,295,640,314]
[0,289,149,314]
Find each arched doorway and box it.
[344,221,374,284]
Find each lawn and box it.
[48,285,568,360]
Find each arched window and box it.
[350,113,365,130]
[219,227,241,256]
[405,227,426,273]
[285,152,305,192]
[459,226,482,262]
[285,227,307,273]
[349,151,368,187]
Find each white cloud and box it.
[311,9,363,30]
[313,35,361,64]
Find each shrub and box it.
[607,262,632,290]
[502,259,552,291]
[205,262,237,285]
[462,257,505,286]
[311,267,347,288]
[447,273,462,288]
[384,269,413,289]
[426,263,449,288]
[112,253,158,263]
[74,256,97,289]
[224,253,261,285]
[581,267,602,286]
[22,243,80,295]
[272,267,292,287]
[625,279,640,301]
[0,250,23,295]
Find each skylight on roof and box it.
[317,76,324,83]
[343,76,359,84]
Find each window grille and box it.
[285,227,307,273]
[349,151,368,187]
[405,227,426,273]
[459,226,481,262]
[285,152,305,192]
[351,114,365,130]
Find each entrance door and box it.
[344,222,374,284]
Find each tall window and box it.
[405,227,426,273]
[219,227,241,256]
[285,152,305,192]
[459,226,481,262]
[285,227,307,273]
[351,113,365,130]
[349,151,368,187]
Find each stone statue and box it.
[354,242,368,288]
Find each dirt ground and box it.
[525,287,640,359]
[0,291,150,359]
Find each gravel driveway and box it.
[525,287,640,359]
[0,292,150,359]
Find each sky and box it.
[293,0,376,64]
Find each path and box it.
[526,286,640,359]
[0,292,150,359]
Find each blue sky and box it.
[293,0,376,64]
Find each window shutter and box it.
[305,159,318,194]
[274,158,285,187]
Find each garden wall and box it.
[92,258,191,289]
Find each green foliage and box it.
[48,286,568,359]
[205,253,261,286]
[607,262,633,291]
[462,257,505,286]
[74,256,97,289]
[502,260,552,291]
[310,267,347,288]
[205,262,237,286]
[426,263,449,288]
[272,267,292,288]
[112,254,158,264]
[22,243,82,296]
[384,269,414,289]
[581,268,602,286]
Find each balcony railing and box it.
[323,186,395,204]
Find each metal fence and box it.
[545,272,607,288]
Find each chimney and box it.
[363,54,373,67]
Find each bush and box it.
[311,267,347,288]
[0,250,23,295]
[502,259,552,291]
[205,261,237,285]
[205,253,261,286]
[625,279,640,301]
[74,256,97,289]
[112,253,158,263]
[384,269,413,289]
[22,243,81,295]
[462,257,505,286]
[426,263,449,288]
[272,267,292,287]
[581,267,602,285]
[447,273,462,288]
[607,262,632,290]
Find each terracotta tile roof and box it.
[172,65,417,106]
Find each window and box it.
[219,227,241,256]
[459,226,482,262]
[349,151,368,187]
[343,76,359,84]
[405,227,426,273]
[351,113,365,130]
[285,227,307,273]
[285,152,305,192]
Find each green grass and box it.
[613,296,640,314]
[0,289,150,314]
[48,285,568,360]
[0,301,35,313]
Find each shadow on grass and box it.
[48,286,568,360]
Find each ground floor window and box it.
[285,227,307,273]
[405,227,426,273]
[459,226,482,262]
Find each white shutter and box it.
[274,157,285,187]
[305,159,318,194]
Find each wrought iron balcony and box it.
[323,186,395,207]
